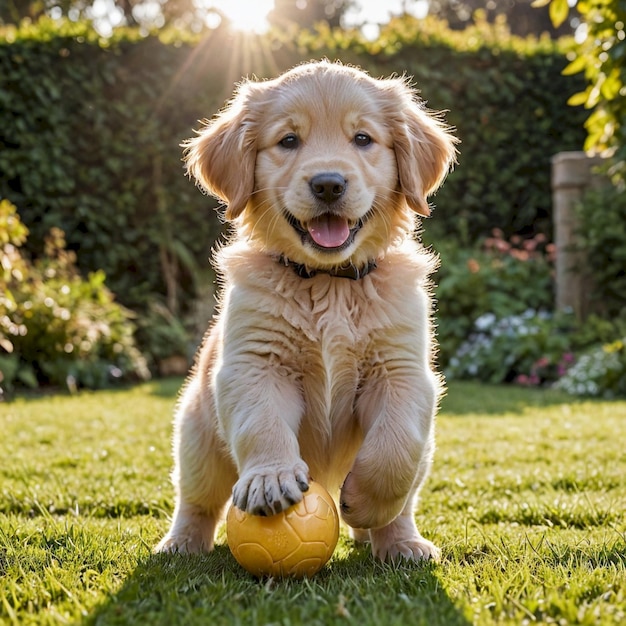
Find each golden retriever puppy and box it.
[155,60,457,563]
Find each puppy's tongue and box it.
[307,214,350,248]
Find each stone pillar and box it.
[551,151,604,319]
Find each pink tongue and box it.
[307,215,350,248]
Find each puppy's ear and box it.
[393,87,458,217]
[183,83,259,220]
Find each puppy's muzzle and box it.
[309,172,347,204]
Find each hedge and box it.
[0,16,587,313]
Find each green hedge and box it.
[0,17,587,312]
[0,20,232,312]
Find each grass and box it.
[0,379,624,625]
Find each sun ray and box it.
[204,1,273,34]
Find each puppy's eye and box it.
[354,133,372,147]
[279,134,299,150]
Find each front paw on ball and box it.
[233,463,309,516]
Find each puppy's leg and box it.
[155,376,238,554]
[217,359,309,516]
[369,447,440,563]
[346,448,439,560]
[340,361,440,562]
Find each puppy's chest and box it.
[300,322,362,380]
[296,324,363,441]
[281,280,386,396]
[281,275,386,338]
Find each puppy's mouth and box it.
[285,211,365,252]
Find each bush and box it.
[0,199,149,395]
[574,179,626,317]
[434,230,555,365]
[134,300,192,372]
[432,228,626,391]
[556,339,626,398]
[546,0,626,182]
[445,309,577,385]
[553,313,626,397]
[444,298,626,395]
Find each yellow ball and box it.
[226,480,339,578]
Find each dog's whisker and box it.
[267,211,284,242]
[247,200,279,242]
[251,186,289,197]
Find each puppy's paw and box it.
[154,533,207,555]
[370,516,440,564]
[373,535,440,563]
[154,508,217,554]
[232,462,309,516]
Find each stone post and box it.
[551,151,604,319]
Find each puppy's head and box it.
[185,61,457,271]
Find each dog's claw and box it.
[233,462,310,515]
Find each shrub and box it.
[556,339,626,398]
[134,300,192,372]
[0,199,149,395]
[544,0,626,181]
[573,179,626,317]
[444,303,626,395]
[434,230,555,366]
[0,19,228,315]
[445,309,577,385]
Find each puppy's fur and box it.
[155,61,457,563]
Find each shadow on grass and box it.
[79,545,470,626]
[441,380,586,416]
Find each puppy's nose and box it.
[309,172,347,204]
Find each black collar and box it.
[278,255,377,280]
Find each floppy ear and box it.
[393,87,458,217]
[183,83,258,221]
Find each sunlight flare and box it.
[204,0,274,33]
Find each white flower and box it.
[474,312,496,331]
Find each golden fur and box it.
[155,61,457,563]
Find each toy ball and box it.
[226,480,339,578]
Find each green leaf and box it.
[567,89,590,106]
[17,364,38,389]
[0,355,19,384]
[599,69,623,100]
[549,0,570,28]
[562,55,587,76]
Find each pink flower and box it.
[467,258,481,273]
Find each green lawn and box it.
[1,380,624,625]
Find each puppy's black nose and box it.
[309,172,347,204]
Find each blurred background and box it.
[1,0,625,398]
